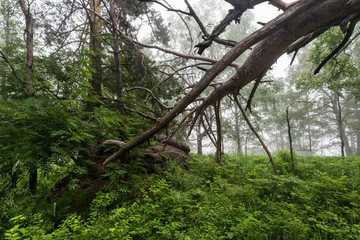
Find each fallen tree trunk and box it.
[103,0,360,165]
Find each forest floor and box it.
[2,151,360,239]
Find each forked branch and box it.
[103,0,360,165]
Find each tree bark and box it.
[109,0,124,114]
[332,91,352,156]
[214,101,223,164]
[86,0,103,112]
[104,0,360,164]
[19,0,36,194]
[286,106,295,172]
[19,0,34,97]
[196,125,203,154]
[196,0,360,110]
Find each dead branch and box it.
[269,0,298,10]
[185,0,238,48]
[103,140,125,147]
[193,0,358,113]
[124,107,157,121]
[314,21,358,75]
[103,0,360,165]
[245,69,268,112]
[195,8,245,55]
[286,25,329,54]
[0,50,21,81]
[154,135,191,154]
[234,94,278,175]
[125,87,171,110]
[201,114,217,147]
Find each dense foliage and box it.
[3,153,360,239]
[1,1,360,239]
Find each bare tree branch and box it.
[234,94,278,175]
[125,87,171,110]
[314,21,358,75]
[103,0,360,165]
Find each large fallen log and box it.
[103,0,360,165]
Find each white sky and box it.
[158,0,296,78]
[251,1,295,78]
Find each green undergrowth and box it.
[3,152,360,239]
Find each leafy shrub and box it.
[3,155,360,239]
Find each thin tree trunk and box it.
[234,105,241,155]
[337,96,345,157]
[19,0,34,97]
[19,0,36,194]
[286,106,295,172]
[245,134,248,157]
[307,113,312,152]
[305,94,312,152]
[109,0,124,114]
[332,91,346,157]
[29,168,37,195]
[235,95,278,175]
[196,125,203,154]
[340,108,352,156]
[4,0,11,49]
[214,101,222,164]
[86,0,103,112]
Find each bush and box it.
[3,154,360,239]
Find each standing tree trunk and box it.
[86,0,103,112]
[19,0,34,97]
[234,105,242,155]
[196,125,203,154]
[305,94,312,152]
[214,101,223,164]
[109,0,124,114]
[286,105,295,172]
[19,0,36,194]
[332,91,351,156]
[4,0,11,50]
